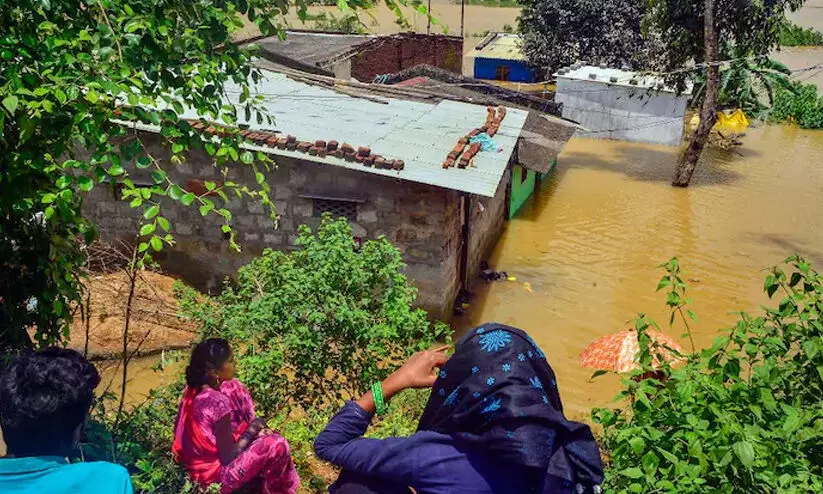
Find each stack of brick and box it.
[186,120,404,172]
[441,106,507,169]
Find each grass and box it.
[779,21,823,47]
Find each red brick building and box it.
[251,31,463,82]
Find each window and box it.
[495,65,511,81]
[312,198,358,222]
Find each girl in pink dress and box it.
[172,338,299,494]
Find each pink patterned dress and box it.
[174,379,300,494]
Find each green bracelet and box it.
[371,381,387,415]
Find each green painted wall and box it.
[509,164,536,219]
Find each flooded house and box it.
[554,65,693,146]
[86,64,576,320]
[463,33,538,83]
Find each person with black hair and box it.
[0,347,133,493]
[172,338,299,494]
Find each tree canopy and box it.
[0,0,415,349]
[519,0,653,74]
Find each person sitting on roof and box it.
[314,323,604,494]
[172,338,299,494]
[0,348,133,494]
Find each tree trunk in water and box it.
[672,0,719,187]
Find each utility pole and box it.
[460,0,465,38]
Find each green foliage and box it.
[691,56,795,117]
[646,0,805,91]
[81,217,443,493]
[519,0,653,73]
[594,257,823,493]
[779,21,823,46]
[311,12,367,34]
[175,216,449,414]
[769,81,823,129]
[0,0,420,351]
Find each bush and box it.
[175,216,449,415]
[779,21,823,46]
[81,217,446,493]
[769,81,823,129]
[593,257,823,493]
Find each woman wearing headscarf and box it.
[314,323,603,493]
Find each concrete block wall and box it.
[467,168,509,283]
[84,131,462,319]
[350,35,463,82]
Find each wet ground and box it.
[455,124,823,419]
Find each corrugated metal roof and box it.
[554,65,693,95]
[127,69,527,198]
[467,34,526,62]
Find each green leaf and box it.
[144,204,160,219]
[790,272,802,287]
[168,185,184,200]
[241,151,254,164]
[157,217,170,232]
[199,203,214,216]
[764,274,778,298]
[620,467,644,479]
[733,441,755,468]
[205,181,216,191]
[181,193,195,206]
[221,224,232,233]
[139,223,156,236]
[590,369,608,379]
[172,143,185,154]
[2,95,19,114]
[108,164,125,176]
[629,437,646,455]
[150,236,163,251]
[85,90,99,104]
[138,242,149,253]
[136,156,151,169]
[41,193,56,204]
[77,176,94,192]
[255,171,264,184]
[56,176,71,188]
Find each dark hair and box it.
[0,347,101,457]
[185,338,231,388]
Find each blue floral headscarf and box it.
[418,323,604,489]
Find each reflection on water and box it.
[457,124,823,419]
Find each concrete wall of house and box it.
[473,58,537,83]
[555,78,689,146]
[509,164,536,219]
[467,168,510,284]
[83,132,463,320]
[350,35,463,82]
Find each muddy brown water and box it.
[100,1,823,420]
[455,124,823,419]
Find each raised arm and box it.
[314,348,449,483]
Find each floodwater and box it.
[456,124,823,420]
